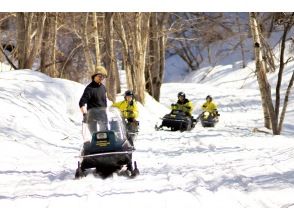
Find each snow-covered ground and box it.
[1,65,294,213]
[1,39,294,220]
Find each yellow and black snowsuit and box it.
[201,100,217,113]
[171,99,193,116]
[112,100,139,120]
[201,100,218,119]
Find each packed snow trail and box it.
[1,70,294,209]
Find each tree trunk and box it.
[131,13,150,104]
[40,15,50,74]
[276,13,294,133]
[249,12,278,134]
[51,13,58,77]
[145,13,158,98]
[275,23,287,121]
[16,13,46,70]
[16,13,28,69]
[156,32,167,101]
[104,12,117,102]
[275,13,294,121]
[26,13,46,69]
[114,13,134,91]
[110,12,151,104]
[278,71,294,133]
[207,45,212,65]
[40,13,58,77]
[236,14,246,68]
[23,13,33,68]
[92,12,101,66]
[146,13,168,101]
[82,12,95,74]
[124,53,134,90]
[114,57,121,94]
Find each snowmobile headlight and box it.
[96,132,107,139]
[203,112,210,119]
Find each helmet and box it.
[178,92,185,98]
[206,95,212,100]
[91,66,108,80]
[125,90,134,97]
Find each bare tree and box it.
[114,13,141,92]
[40,15,50,74]
[51,13,58,77]
[145,12,169,101]
[0,13,18,69]
[249,12,294,135]
[114,13,151,104]
[40,13,58,77]
[131,12,151,104]
[275,13,294,133]
[278,71,294,132]
[235,14,246,68]
[81,12,95,74]
[92,12,102,66]
[104,12,117,102]
[114,13,134,90]
[16,12,46,69]
[249,12,276,132]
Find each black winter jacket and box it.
[79,81,107,110]
[177,98,190,105]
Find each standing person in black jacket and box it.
[79,66,108,132]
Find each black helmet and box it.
[125,90,134,97]
[178,92,185,98]
[206,95,212,100]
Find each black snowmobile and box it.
[155,110,196,132]
[75,107,139,179]
[199,111,219,127]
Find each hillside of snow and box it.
[163,31,294,134]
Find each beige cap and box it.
[95,66,107,77]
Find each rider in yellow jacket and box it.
[112,90,138,122]
[171,92,194,116]
[201,95,218,117]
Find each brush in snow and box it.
[199,111,219,127]
[75,107,139,179]
[155,110,197,132]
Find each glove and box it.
[82,113,87,123]
[185,112,191,116]
[127,118,135,123]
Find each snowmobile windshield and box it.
[83,107,127,143]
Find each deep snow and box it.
[1,30,294,218]
[1,65,294,214]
